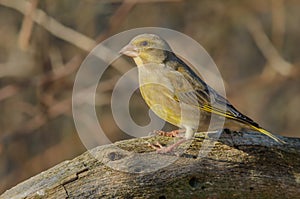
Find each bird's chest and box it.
[138,64,175,104]
[138,64,174,92]
[137,64,189,127]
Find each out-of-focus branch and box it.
[18,0,39,50]
[247,16,293,76]
[37,56,82,86]
[0,85,20,101]
[0,0,135,75]
[0,0,96,51]
[271,0,285,49]
[96,0,137,42]
[96,0,182,42]
[0,78,113,143]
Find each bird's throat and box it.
[133,57,144,67]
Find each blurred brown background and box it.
[0,0,299,194]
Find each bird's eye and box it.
[140,41,148,46]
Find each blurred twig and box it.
[96,0,182,41]
[0,0,96,51]
[15,101,38,117]
[0,0,135,143]
[0,85,20,101]
[247,16,293,77]
[0,78,113,143]
[271,0,285,50]
[18,0,39,50]
[96,0,137,42]
[0,0,133,73]
[38,56,82,86]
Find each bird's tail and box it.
[200,104,286,144]
[249,124,286,144]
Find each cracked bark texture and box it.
[1,131,300,199]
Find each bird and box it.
[119,33,285,153]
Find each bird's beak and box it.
[119,44,139,57]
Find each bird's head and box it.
[120,34,172,65]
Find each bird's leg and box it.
[156,138,188,153]
[149,127,194,153]
[148,141,164,150]
[154,129,185,138]
[148,138,188,153]
[148,129,185,152]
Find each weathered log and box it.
[1,130,300,198]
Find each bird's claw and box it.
[147,141,164,150]
[154,129,185,137]
[147,141,173,153]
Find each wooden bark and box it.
[1,131,300,199]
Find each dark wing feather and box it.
[164,52,259,128]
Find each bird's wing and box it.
[165,56,259,127]
[162,52,284,143]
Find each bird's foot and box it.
[148,138,187,153]
[154,129,185,138]
[148,141,166,152]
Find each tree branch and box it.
[1,131,300,198]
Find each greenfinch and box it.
[120,33,284,152]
